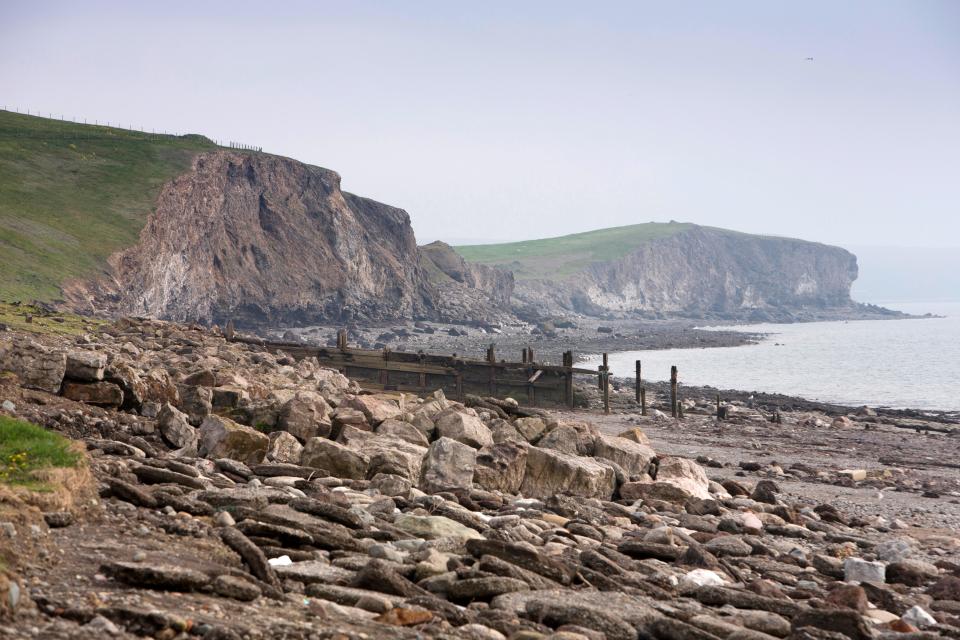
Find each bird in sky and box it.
[805,57,814,61]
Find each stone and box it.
[617,426,651,445]
[0,400,13,412]
[886,559,939,586]
[219,527,281,589]
[62,381,123,406]
[177,384,213,425]
[704,535,753,557]
[592,434,656,478]
[513,417,547,442]
[211,574,261,601]
[435,410,493,449]
[332,407,370,437]
[278,393,331,441]
[273,560,354,585]
[65,350,106,381]
[838,469,866,482]
[196,415,268,464]
[791,609,872,640]
[520,447,616,500]
[362,437,426,482]
[826,584,869,612]
[474,441,528,494]
[679,569,727,592]
[832,416,854,429]
[101,561,209,591]
[901,605,936,628]
[0,339,66,393]
[927,575,960,600]
[376,419,430,447]
[266,430,303,464]
[419,437,477,493]
[157,403,198,453]
[393,514,484,542]
[301,437,369,480]
[843,557,885,583]
[875,538,913,562]
[447,577,530,602]
[751,479,781,504]
[537,425,583,455]
[653,456,711,500]
[374,607,433,626]
[346,394,402,425]
[370,473,412,497]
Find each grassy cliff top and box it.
[0,110,217,303]
[454,222,694,280]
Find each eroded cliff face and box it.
[512,226,859,320]
[68,151,434,326]
[418,241,516,325]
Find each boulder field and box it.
[0,318,957,638]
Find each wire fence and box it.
[0,105,262,151]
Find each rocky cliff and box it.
[65,152,513,327]
[419,241,515,323]
[507,226,860,321]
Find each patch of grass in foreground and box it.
[0,416,82,490]
[454,222,694,280]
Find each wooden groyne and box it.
[228,329,603,409]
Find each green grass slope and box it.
[0,110,216,302]
[454,221,694,280]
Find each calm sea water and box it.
[584,302,960,411]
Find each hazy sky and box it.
[2,1,958,248]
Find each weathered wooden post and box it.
[522,348,528,364]
[635,360,641,403]
[602,353,610,415]
[336,329,347,350]
[640,387,647,416]
[670,365,678,418]
[563,351,575,408]
[677,383,684,419]
[487,344,496,395]
[716,394,722,419]
[528,346,534,363]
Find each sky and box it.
[1,0,958,250]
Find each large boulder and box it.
[107,361,178,411]
[345,395,402,426]
[513,417,547,443]
[520,447,617,500]
[435,410,493,449]
[394,514,484,542]
[474,442,528,494]
[419,437,477,494]
[362,437,427,482]
[62,381,124,407]
[375,419,429,447]
[266,431,304,464]
[65,350,106,381]
[301,438,369,479]
[157,403,198,454]
[593,434,656,479]
[0,338,65,393]
[278,393,332,442]
[198,415,269,464]
[176,384,213,425]
[621,456,710,502]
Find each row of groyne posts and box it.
[597,355,722,418]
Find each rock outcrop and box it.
[66,151,512,328]
[506,225,861,321]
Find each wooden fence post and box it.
[635,360,641,403]
[640,387,647,416]
[716,394,721,419]
[602,353,610,415]
[670,365,678,418]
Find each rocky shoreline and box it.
[1,317,959,639]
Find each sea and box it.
[583,302,960,412]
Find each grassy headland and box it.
[0,109,216,302]
[0,416,82,491]
[454,222,693,280]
